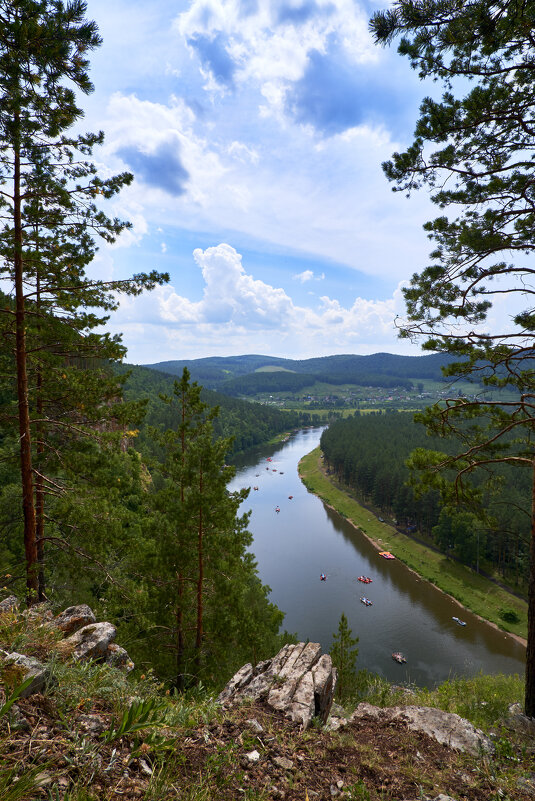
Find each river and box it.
[228,426,526,688]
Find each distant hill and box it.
[116,362,304,456]
[142,352,459,395]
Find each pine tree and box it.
[370,0,535,715]
[142,369,287,689]
[147,369,247,687]
[329,613,359,702]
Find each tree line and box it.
[147,351,458,391]
[321,412,532,589]
[219,370,414,396]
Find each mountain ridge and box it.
[142,352,458,393]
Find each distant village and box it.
[258,383,491,411]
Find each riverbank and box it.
[298,446,527,646]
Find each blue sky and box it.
[82,0,440,364]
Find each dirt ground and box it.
[4,694,534,800]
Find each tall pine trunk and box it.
[195,465,204,667]
[175,573,185,691]
[526,458,535,717]
[35,264,46,601]
[14,113,38,605]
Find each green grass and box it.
[352,670,524,731]
[298,448,527,640]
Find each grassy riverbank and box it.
[298,447,528,643]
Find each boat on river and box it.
[392,652,406,664]
[452,616,466,626]
[379,551,395,560]
[360,597,373,606]
[358,576,372,584]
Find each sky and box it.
[81,0,441,364]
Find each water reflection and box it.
[230,428,525,687]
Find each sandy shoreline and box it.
[301,453,527,650]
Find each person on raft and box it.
[320,573,326,581]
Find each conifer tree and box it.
[0,1,167,602]
[329,613,359,701]
[370,0,535,715]
[145,369,284,689]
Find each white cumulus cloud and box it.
[111,244,414,361]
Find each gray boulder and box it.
[0,595,19,614]
[502,702,535,736]
[53,604,96,635]
[0,650,51,697]
[217,642,337,729]
[351,703,493,755]
[105,643,135,672]
[58,622,117,661]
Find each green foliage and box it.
[0,676,34,717]
[0,0,168,601]
[113,368,288,690]
[370,0,535,716]
[0,764,49,801]
[49,658,145,715]
[345,780,371,801]
[119,362,301,457]
[145,352,453,391]
[413,672,524,731]
[500,609,520,625]
[329,613,359,701]
[100,697,169,743]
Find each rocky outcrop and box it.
[217,642,337,729]
[351,702,494,755]
[52,604,96,635]
[0,595,18,614]
[502,703,535,737]
[0,650,51,697]
[0,599,134,698]
[57,621,117,661]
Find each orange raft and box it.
[379,551,395,560]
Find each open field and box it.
[298,447,528,643]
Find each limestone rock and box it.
[217,642,337,729]
[58,622,116,661]
[272,755,294,771]
[53,604,96,635]
[351,703,493,755]
[0,595,19,614]
[246,718,264,734]
[0,650,50,697]
[22,602,53,623]
[502,702,535,735]
[105,643,134,672]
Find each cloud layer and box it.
[111,244,410,361]
[82,0,437,361]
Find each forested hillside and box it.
[321,413,531,591]
[118,363,303,456]
[145,352,458,393]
